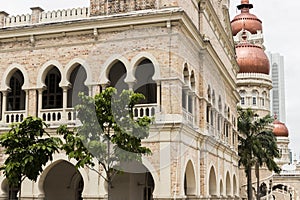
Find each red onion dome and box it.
[231,0,262,36]
[235,41,270,74]
[273,119,289,137]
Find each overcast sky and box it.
[230,0,300,160]
[1,0,300,158]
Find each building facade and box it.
[268,52,286,123]
[0,0,240,199]
[231,1,299,199]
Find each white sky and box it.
[1,0,300,158]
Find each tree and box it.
[0,116,61,200]
[237,107,281,200]
[58,87,152,199]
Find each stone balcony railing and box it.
[4,110,26,124]
[182,108,194,126]
[133,103,157,118]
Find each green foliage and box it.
[0,116,61,187]
[237,107,280,173]
[58,87,152,182]
[237,107,281,199]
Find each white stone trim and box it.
[36,60,64,89]
[0,63,30,91]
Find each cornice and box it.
[199,0,239,73]
[0,8,184,41]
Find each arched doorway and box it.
[208,166,217,196]
[184,160,196,196]
[110,162,155,200]
[226,172,231,196]
[43,161,83,200]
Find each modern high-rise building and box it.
[0,0,241,199]
[268,52,286,122]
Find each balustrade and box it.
[133,104,157,118]
[4,111,26,124]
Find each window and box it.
[67,65,88,108]
[42,67,62,109]
[252,90,258,106]
[241,97,245,105]
[252,97,257,106]
[7,70,25,111]
[182,90,187,109]
[108,61,128,93]
[134,59,157,104]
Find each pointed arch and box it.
[131,52,161,81]
[6,70,26,111]
[220,179,224,196]
[233,174,237,196]
[190,70,195,90]
[226,171,231,196]
[184,160,196,196]
[183,63,189,85]
[1,63,30,91]
[133,58,157,104]
[208,166,217,196]
[142,157,159,197]
[37,156,89,198]
[67,65,89,108]
[99,55,131,85]
[36,60,64,89]
[64,58,92,86]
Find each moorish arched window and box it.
[134,59,157,104]
[42,67,63,109]
[108,61,128,93]
[7,70,25,111]
[67,65,88,108]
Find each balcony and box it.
[4,110,26,124]
[133,103,157,118]
[1,103,158,128]
[182,108,194,126]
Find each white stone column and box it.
[24,89,29,117]
[1,91,7,123]
[156,83,161,106]
[37,89,43,119]
[62,86,69,122]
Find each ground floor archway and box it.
[110,161,155,200]
[43,160,83,200]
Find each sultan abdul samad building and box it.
[0,0,293,199]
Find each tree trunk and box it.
[247,166,253,200]
[256,162,260,200]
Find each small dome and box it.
[273,119,289,137]
[231,0,262,36]
[235,41,270,74]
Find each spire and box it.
[237,0,253,12]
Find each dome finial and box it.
[237,0,253,11]
[274,113,278,120]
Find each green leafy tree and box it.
[237,107,281,200]
[0,116,61,199]
[58,87,152,199]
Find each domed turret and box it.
[235,35,270,74]
[231,0,262,36]
[273,117,289,137]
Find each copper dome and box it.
[235,42,270,74]
[231,0,262,36]
[273,119,289,137]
